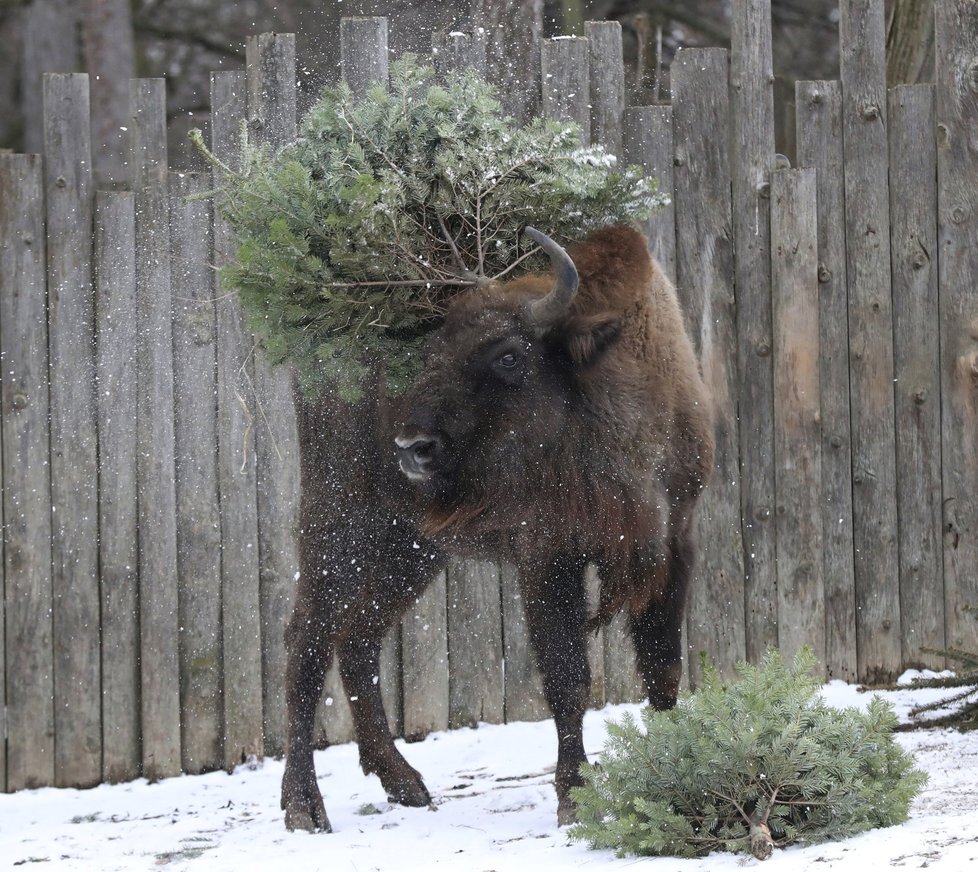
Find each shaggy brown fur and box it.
[280,225,714,834]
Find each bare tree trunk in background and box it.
[886,0,935,85]
[471,0,543,123]
[22,0,80,153]
[82,0,135,186]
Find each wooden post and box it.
[541,36,590,145]
[402,570,450,740]
[447,559,504,728]
[586,21,624,159]
[246,33,302,755]
[888,84,944,669]
[501,565,548,722]
[43,72,101,788]
[432,29,487,79]
[170,170,223,774]
[0,154,55,791]
[936,0,978,657]
[341,17,389,97]
[131,77,182,780]
[771,168,825,668]
[795,80,858,683]
[731,0,778,664]
[840,0,901,682]
[94,190,141,783]
[671,48,746,683]
[624,106,676,281]
[211,69,265,770]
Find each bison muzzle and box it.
[280,224,715,833]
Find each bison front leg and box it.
[521,555,590,826]
[281,591,336,833]
[338,630,431,807]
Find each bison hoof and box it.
[281,766,332,833]
[285,803,333,834]
[384,772,432,808]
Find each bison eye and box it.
[496,352,518,369]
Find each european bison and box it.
[280,224,714,832]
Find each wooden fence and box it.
[1,0,976,793]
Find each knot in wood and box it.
[861,103,880,121]
[809,90,823,106]
[950,205,969,225]
[830,435,843,448]
[817,264,832,283]
[55,175,67,188]
[755,506,772,522]
[755,340,771,357]
[11,392,28,410]
[22,234,33,246]
[756,181,771,200]
[911,251,928,270]
[882,619,892,631]
[913,388,927,405]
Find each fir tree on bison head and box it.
[396,224,666,547]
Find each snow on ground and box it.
[2,676,977,871]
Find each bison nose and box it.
[395,432,444,481]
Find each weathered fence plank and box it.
[888,84,944,669]
[402,571,450,740]
[731,0,778,664]
[936,0,978,657]
[131,78,182,780]
[170,171,223,774]
[341,17,389,96]
[501,564,549,722]
[211,69,265,770]
[587,21,624,158]
[541,36,590,144]
[246,32,301,755]
[840,0,901,683]
[432,29,487,79]
[43,72,101,788]
[672,48,746,683]
[94,190,140,783]
[0,154,55,791]
[795,80,857,682]
[771,168,824,668]
[623,106,676,280]
[448,559,504,728]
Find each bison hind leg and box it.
[282,769,332,833]
[629,532,693,711]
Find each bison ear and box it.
[558,314,622,368]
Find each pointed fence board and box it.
[246,33,301,756]
[43,72,102,789]
[672,47,746,684]
[795,79,858,683]
[936,0,978,657]
[170,171,224,775]
[131,78,182,780]
[771,168,824,668]
[888,84,945,669]
[0,154,55,792]
[840,0,901,683]
[210,69,266,770]
[731,0,778,664]
[94,190,141,783]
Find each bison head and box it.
[394,227,623,534]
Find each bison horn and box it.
[524,227,579,325]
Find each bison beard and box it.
[280,225,715,833]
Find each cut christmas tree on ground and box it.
[193,56,664,399]
[569,648,927,861]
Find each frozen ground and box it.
[2,674,976,871]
